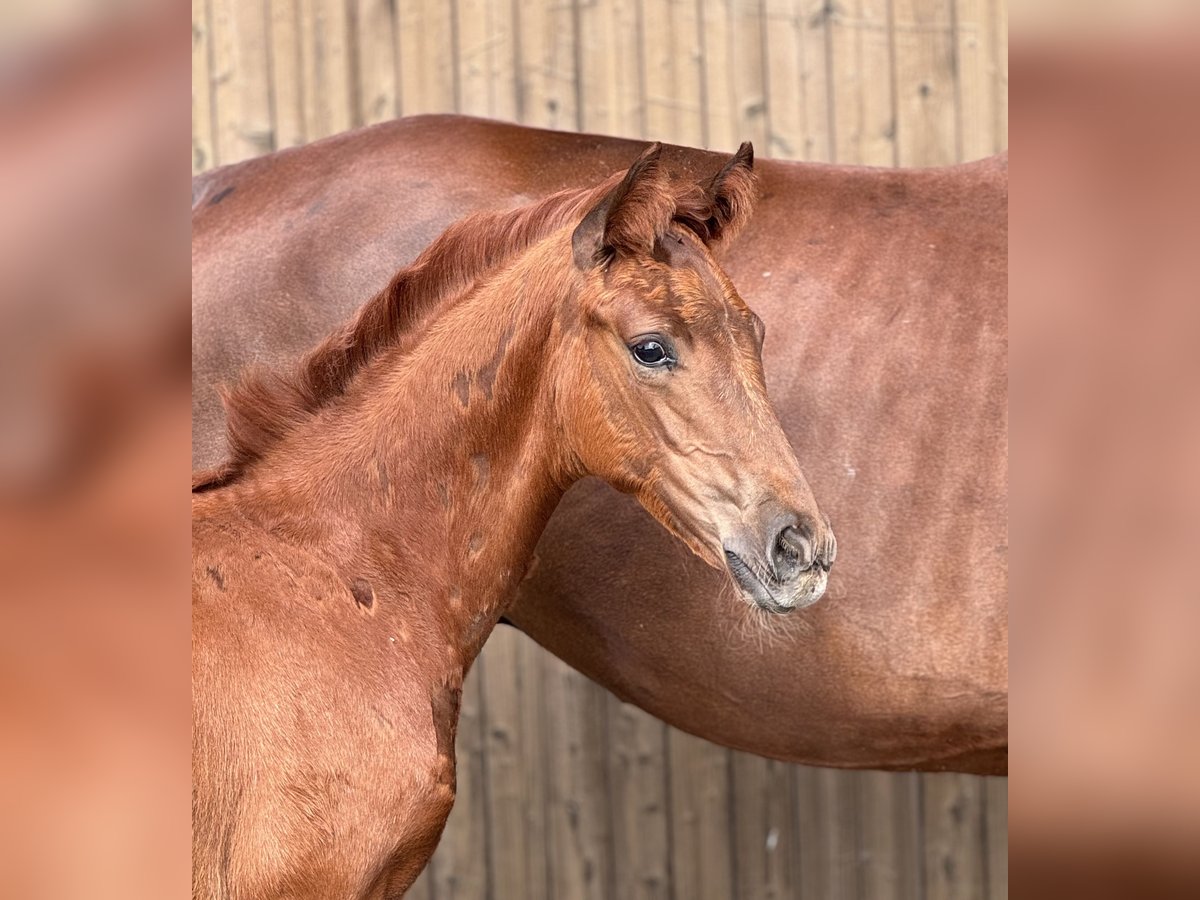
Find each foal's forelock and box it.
[193,162,743,493]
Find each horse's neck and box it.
[240,237,575,661]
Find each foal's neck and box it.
[243,233,577,664]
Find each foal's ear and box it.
[681,141,757,246]
[573,143,673,270]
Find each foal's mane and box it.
[194,164,738,492]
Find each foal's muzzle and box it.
[723,513,836,613]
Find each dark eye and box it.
[631,338,671,368]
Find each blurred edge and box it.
[1010,15,1200,900]
[0,0,1198,897]
[0,2,190,899]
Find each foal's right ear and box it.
[573,143,673,270]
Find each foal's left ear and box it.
[573,143,673,270]
[682,141,757,246]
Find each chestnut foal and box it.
[192,145,834,899]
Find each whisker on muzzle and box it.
[718,578,816,652]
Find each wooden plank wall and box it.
[192,0,1007,173]
[192,2,1008,898]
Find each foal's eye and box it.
[631,338,672,368]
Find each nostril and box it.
[774,525,814,576]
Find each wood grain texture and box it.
[515,0,577,130]
[922,772,988,900]
[197,0,1006,161]
[579,0,645,139]
[795,764,859,900]
[476,628,549,900]
[829,0,899,165]
[891,0,958,166]
[732,754,799,900]
[398,0,456,115]
[666,729,735,900]
[955,0,997,161]
[210,0,274,165]
[985,776,1008,900]
[544,658,611,900]
[191,0,216,172]
[858,769,924,900]
[268,0,306,151]
[297,0,355,137]
[353,0,399,125]
[607,698,669,900]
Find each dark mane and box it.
[193,166,747,492]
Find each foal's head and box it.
[554,144,835,612]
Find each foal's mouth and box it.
[723,548,827,613]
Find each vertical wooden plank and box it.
[800,0,834,161]
[640,0,672,139]
[577,0,615,135]
[297,0,319,135]
[518,637,554,900]
[607,699,669,900]
[192,0,217,172]
[666,730,734,900]
[828,0,898,165]
[515,0,577,130]
[210,0,274,164]
[488,0,519,120]
[544,657,611,900]
[298,0,355,139]
[731,754,799,900]
[985,776,1008,900]
[730,0,770,152]
[268,0,307,151]
[397,0,457,115]
[678,0,705,146]
[579,0,644,139]
[762,0,803,159]
[642,0,704,145]
[457,0,491,116]
[429,656,491,900]
[891,0,958,166]
[676,0,706,146]
[922,773,987,900]
[954,0,995,161]
[826,0,857,165]
[698,0,736,151]
[993,0,1007,151]
[354,0,399,125]
[479,628,550,900]
[858,770,923,900]
[764,0,833,160]
[795,766,859,900]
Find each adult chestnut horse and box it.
[193,147,834,898]
[193,116,1007,774]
